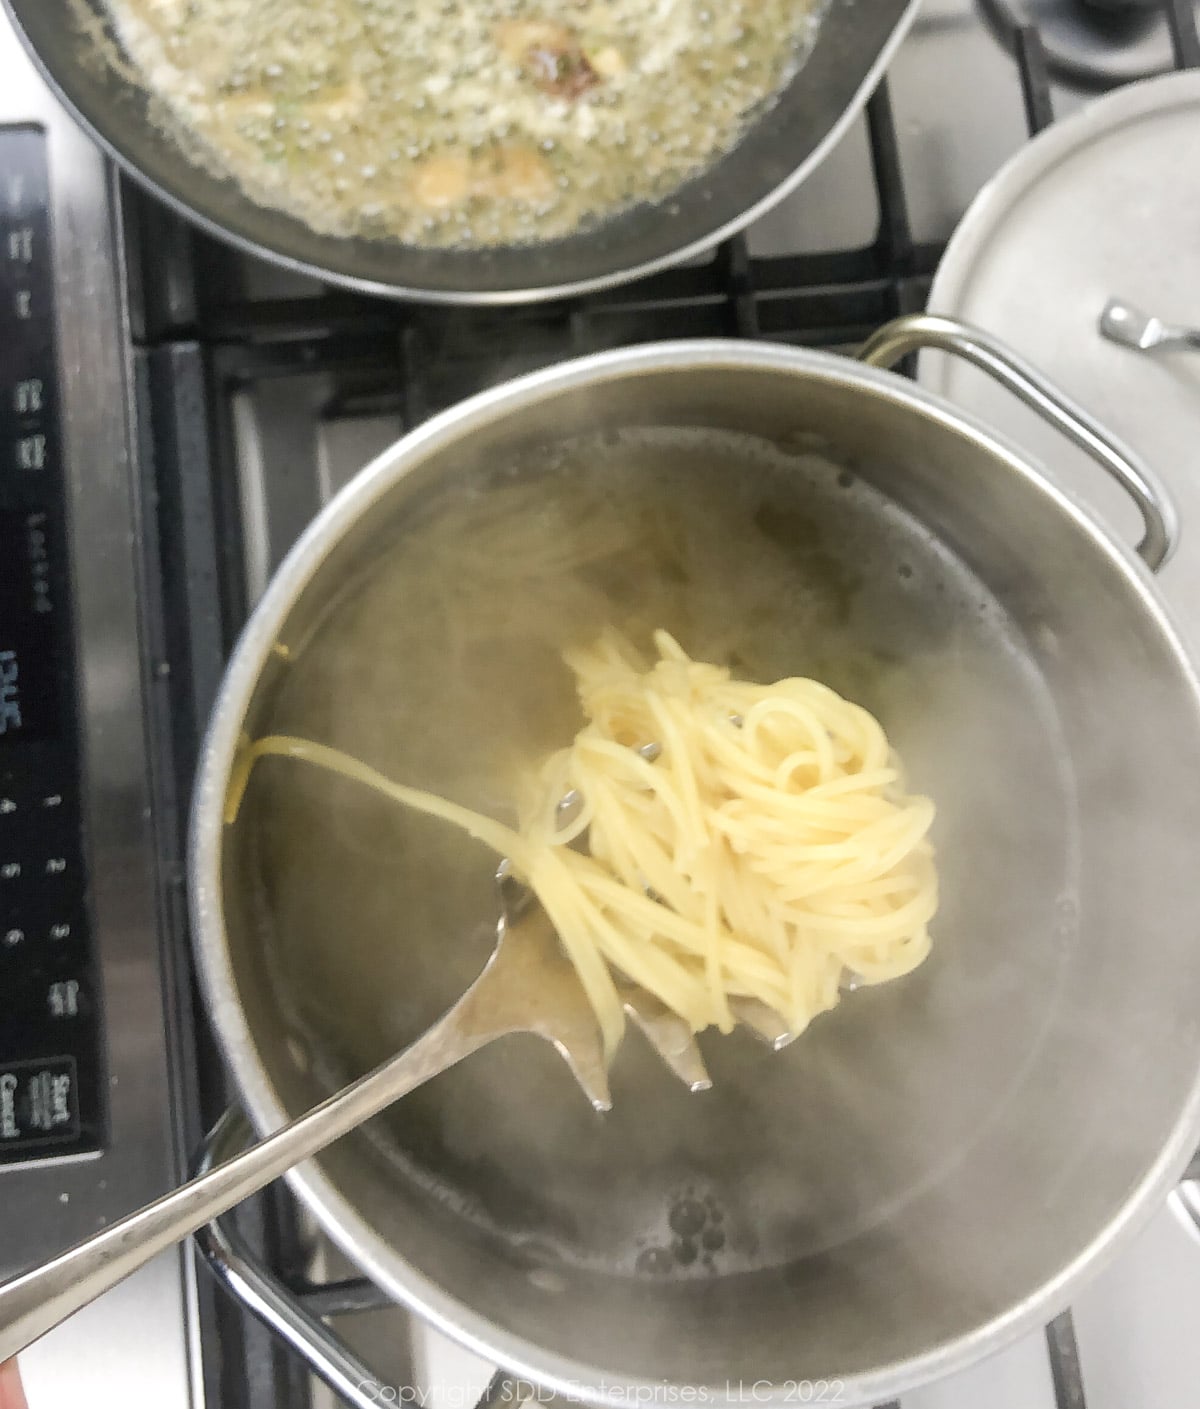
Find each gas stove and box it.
[3,3,1200,1409]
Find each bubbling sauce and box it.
[104,0,824,247]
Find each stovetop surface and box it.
[6,1,1200,1407]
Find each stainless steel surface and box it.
[1172,1177,1200,1243]
[0,17,196,1409]
[1100,297,1200,354]
[0,873,621,1362]
[861,312,1178,568]
[2,0,918,304]
[912,60,1200,1296]
[194,1110,388,1409]
[190,334,1200,1409]
[920,68,1200,1313]
[919,68,1200,664]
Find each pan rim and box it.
[2,0,918,305]
[189,337,1200,1405]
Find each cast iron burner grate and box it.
[125,5,1200,1408]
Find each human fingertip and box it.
[0,1358,29,1409]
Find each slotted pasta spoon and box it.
[0,797,793,1363]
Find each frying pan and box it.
[187,320,1200,1405]
[2,0,917,303]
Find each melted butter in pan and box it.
[104,0,824,246]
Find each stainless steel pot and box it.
[3,0,915,303]
[190,316,1200,1407]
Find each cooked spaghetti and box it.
[226,629,936,1058]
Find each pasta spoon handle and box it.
[0,898,610,1364]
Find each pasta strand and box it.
[225,631,937,1061]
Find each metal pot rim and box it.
[188,337,1200,1405]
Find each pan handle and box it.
[858,313,1179,573]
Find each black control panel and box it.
[0,127,104,1163]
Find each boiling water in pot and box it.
[234,427,1077,1280]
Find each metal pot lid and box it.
[919,68,1200,657]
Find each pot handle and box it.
[193,1108,537,1409]
[193,1111,386,1409]
[858,313,1179,573]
